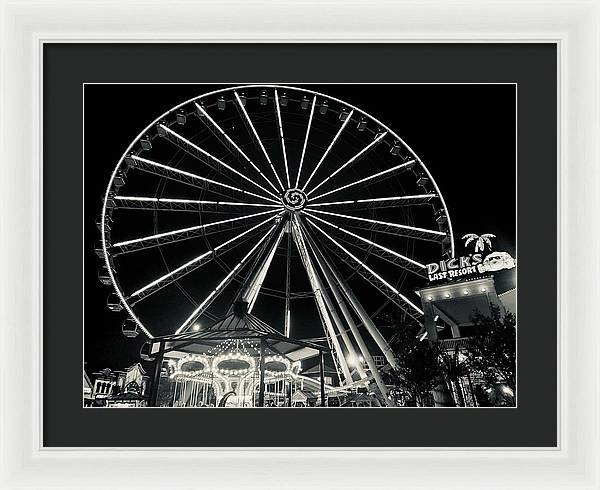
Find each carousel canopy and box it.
[145,302,329,363]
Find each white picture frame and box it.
[1,0,598,488]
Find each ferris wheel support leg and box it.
[307,239,367,379]
[304,237,368,381]
[258,339,266,407]
[305,232,394,406]
[303,227,399,371]
[302,243,368,381]
[284,226,292,337]
[242,226,286,311]
[149,340,165,407]
[292,218,353,385]
[319,351,326,407]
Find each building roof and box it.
[126,362,147,375]
[499,288,516,315]
[292,389,317,401]
[83,371,93,390]
[108,391,147,401]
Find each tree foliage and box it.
[464,306,516,395]
[390,323,442,406]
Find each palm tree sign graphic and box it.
[462,233,496,252]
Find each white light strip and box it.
[176,224,277,333]
[129,155,279,204]
[159,124,280,201]
[304,212,426,268]
[194,102,281,195]
[306,194,437,208]
[310,160,416,202]
[246,227,286,311]
[294,96,316,189]
[274,89,291,188]
[309,208,446,237]
[306,219,424,315]
[301,109,354,191]
[115,195,281,208]
[129,214,280,297]
[234,91,285,191]
[306,130,387,197]
[112,209,279,247]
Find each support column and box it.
[312,238,399,370]
[284,226,292,337]
[306,234,395,407]
[258,339,266,407]
[314,271,367,380]
[149,341,165,407]
[291,217,352,384]
[319,351,326,407]
[243,227,285,311]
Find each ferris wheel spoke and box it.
[175,223,280,334]
[157,124,280,202]
[114,195,281,213]
[125,154,280,204]
[109,209,279,254]
[304,218,424,320]
[301,109,354,192]
[234,91,285,192]
[127,214,281,304]
[308,208,447,243]
[294,95,316,189]
[309,160,416,202]
[274,89,291,188]
[304,213,427,278]
[194,102,281,195]
[306,194,437,211]
[305,130,387,197]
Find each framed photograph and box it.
[1,1,599,488]
[84,82,517,415]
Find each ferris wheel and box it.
[97,84,454,393]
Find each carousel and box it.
[142,301,331,407]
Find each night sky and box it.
[84,84,516,375]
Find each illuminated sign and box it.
[427,233,516,282]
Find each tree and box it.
[464,306,516,405]
[438,346,470,406]
[390,322,442,406]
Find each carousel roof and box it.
[146,302,329,363]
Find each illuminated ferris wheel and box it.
[97,85,454,398]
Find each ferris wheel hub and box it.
[281,188,308,211]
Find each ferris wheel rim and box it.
[100,84,455,340]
